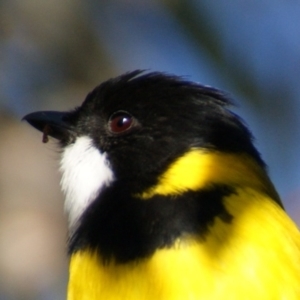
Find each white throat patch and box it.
[60,136,114,230]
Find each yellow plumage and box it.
[23,71,300,299]
[68,150,300,299]
[137,149,279,201]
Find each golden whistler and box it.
[24,71,300,299]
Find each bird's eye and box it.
[108,111,135,134]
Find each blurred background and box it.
[1,0,300,299]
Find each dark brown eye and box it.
[108,111,135,134]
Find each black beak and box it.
[23,111,74,143]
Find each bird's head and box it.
[23,71,278,243]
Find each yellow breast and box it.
[67,187,300,300]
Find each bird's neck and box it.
[137,148,280,204]
[67,149,300,299]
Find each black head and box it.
[23,70,264,192]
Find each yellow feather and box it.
[137,149,280,203]
[68,151,300,299]
[68,188,300,299]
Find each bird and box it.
[23,70,300,299]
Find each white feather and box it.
[60,136,114,230]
